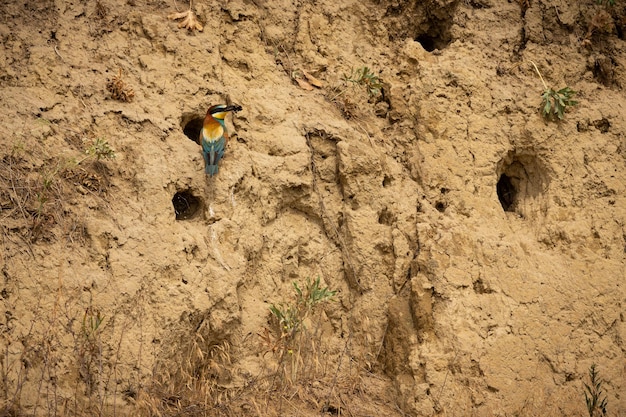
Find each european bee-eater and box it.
[198,104,242,176]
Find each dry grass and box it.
[0,121,112,245]
[3,263,593,417]
[0,274,128,417]
[135,317,234,417]
[0,118,124,417]
[133,278,354,417]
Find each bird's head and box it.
[207,104,243,120]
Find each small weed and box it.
[36,161,65,218]
[10,137,25,158]
[327,66,383,118]
[82,306,105,339]
[264,277,336,384]
[531,61,578,121]
[69,137,116,168]
[597,0,615,6]
[584,364,608,417]
[270,277,336,342]
[84,137,116,162]
[78,306,105,394]
[540,87,578,121]
[342,66,382,97]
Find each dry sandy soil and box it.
[1,0,625,416]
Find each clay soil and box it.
[1,0,625,416]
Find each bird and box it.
[198,104,242,176]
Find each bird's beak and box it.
[223,104,242,113]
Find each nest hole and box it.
[415,33,451,52]
[413,10,455,52]
[497,174,516,212]
[383,1,456,49]
[592,56,616,87]
[173,190,202,220]
[181,113,204,142]
[496,152,550,217]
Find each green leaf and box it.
[543,99,552,115]
[539,86,577,121]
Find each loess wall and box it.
[0,0,624,415]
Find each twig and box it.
[323,328,351,414]
[54,45,65,62]
[434,350,459,408]
[339,394,356,417]
[373,320,389,363]
[6,157,35,257]
[354,121,375,148]
[554,5,562,24]
[530,60,548,90]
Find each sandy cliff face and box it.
[1,0,624,415]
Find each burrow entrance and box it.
[497,173,516,211]
[383,1,457,51]
[181,112,204,143]
[173,190,202,220]
[415,29,452,52]
[413,5,457,52]
[496,151,550,218]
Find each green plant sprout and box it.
[327,66,383,118]
[84,137,116,162]
[597,0,615,6]
[531,61,578,121]
[36,161,65,216]
[82,307,105,340]
[70,137,116,167]
[266,277,336,383]
[342,66,382,97]
[270,276,336,340]
[584,364,608,417]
